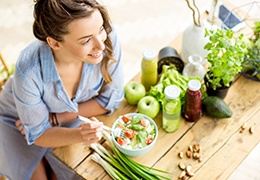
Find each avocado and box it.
[202,96,232,118]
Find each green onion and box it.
[90,143,132,178]
[90,131,172,180]
[92,152,126,180]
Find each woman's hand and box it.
[80,117,104,144]
[15,119,25,136]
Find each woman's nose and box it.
[93,35,105,51]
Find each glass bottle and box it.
[141,49,158,91]
[183,79,202,122]
[162,85,181,132]
[182,54,206,80]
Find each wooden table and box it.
[53,28,260,179]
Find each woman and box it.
[0,0,124,179]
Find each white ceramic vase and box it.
[181,23,209,64]
[207,0,221,24]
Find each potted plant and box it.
[204,28,246,99]
[241,21,260,81]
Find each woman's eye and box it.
[100,26,105,33]
[82,39,91,45]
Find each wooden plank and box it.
[195,104,260,179]
[74,141,111,180]
[52,142,92,169]
[150,75,260,179]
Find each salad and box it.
[113,114,156,150]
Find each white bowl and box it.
[111,113,158,156]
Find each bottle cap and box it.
[188,79,201,91]
[188,54,203,64]
[164,85,180,99]
[143,49,156,60]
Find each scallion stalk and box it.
[91,143,132,178]
[90,131,172,180]
[92,153,122,179]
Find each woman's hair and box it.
[33,0,115,83]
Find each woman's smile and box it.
[88,51,103,58]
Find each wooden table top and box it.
[53,28,260,179]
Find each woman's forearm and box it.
[78,98,108,117]
[34,126,84,148]
[34,118,104,148]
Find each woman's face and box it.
[59,9,107,64]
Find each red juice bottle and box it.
[183,79,202,122]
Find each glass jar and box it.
[182,54,206,80]
[162,85,181,132]
[183,79,202,122]
[141,49,158,91]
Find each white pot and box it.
[181,23,209,64]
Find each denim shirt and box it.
[0,30,124,145]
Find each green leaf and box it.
[137,131,147,147]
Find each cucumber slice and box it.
[164,101,178,113]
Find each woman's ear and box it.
[46,37,62,50]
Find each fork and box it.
[77,115,123,137]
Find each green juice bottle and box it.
[162,85,181,132]
[141,49,158,91]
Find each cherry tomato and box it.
[140,118,148,127]
[124,129,135,139]
[121,115,131,123]
[146,137,153,145]
[117,137,126,146]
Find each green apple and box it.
[124,81,146,105]
[137,96,160,119]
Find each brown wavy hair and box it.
[33,0,116,83]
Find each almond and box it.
[193,152,200,159]
[241,122,247,130]
[186,171,195,177]
[193,144,201,153]
[185,164,192,174]
[178,162,186,170]
[178,152,184,159]
[188,145,193,152]
[249,126,254,134]
[179,171,186,179]
[186,150,193,158]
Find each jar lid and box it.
[143,49,156,60]
[188,79,201,91]
[188,54,203,64]
[164,85,180,99]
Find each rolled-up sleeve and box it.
[94,29,125,114]
[12,60,51,145]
